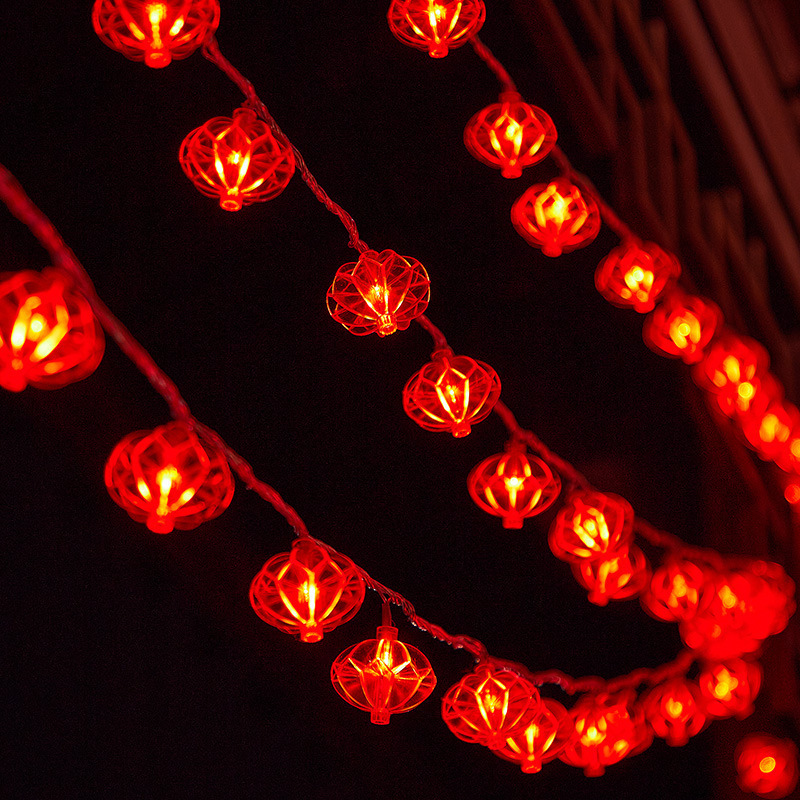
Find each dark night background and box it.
[0,2,784,798]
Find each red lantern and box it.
[694,330,769,392]
[640,558,712,623]
[495,698,574,773]
[641,677,708,746]
[250,538,365,643]
[403,348,501,437]
[387,0,485,58]
[736,734,799,800]
[741,399,800,463]
[548,490,634,563]
[463,92,557,178]
[643,290,721,364]
[331,624,436,724]
[179,107,295,211]
[511,178,601,257]
[698,658,762,719]
[595,240,681,313]
[92,0,220,68]
[572,545,650,606]
[326,249,430,337]
[0,268,104,392]
[467,442,561,529]
[559,690,652,777]
[441,665,542,750]
[104,420,234,533]
[747,561,796,640]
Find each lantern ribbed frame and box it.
[92,0,220,68]
[640,558,712,623]
[403,348,501,437]
[595,240,681,313]
[643,290,721,364]
[441,665,543,750]
[387,0,486,58]
[511,178,601,257]
[693,330,770,397]
[0,268,105,392]
[179,107,295,211]
[250,538,365,643]
[571,545,650,606]
[641,677,708,747]
[467,445,561,528]
[736,734,800,800]
[464,92,557,178]
[104,420,234,533]
[331,625,436,724]
[326,249,430,337]
[698,658,762,720]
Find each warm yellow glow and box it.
[719,585,738,610]
[738,382,755,400]
[300,578,318,620]
[759,756,777,774]
[148,3,166,25]
[722,355,742,383]
[665,698,684,718]
[713,669,738,699]
[168,16,186,37]
[575,508,610,551]
[669,312,700,349]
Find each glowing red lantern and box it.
[643,290,721,364]
[92,0,220,68]
[572,545,650,606]
[595,240,681,313]
[467,442,561,529]
[179,107,295,211]
[464,92,557,179]
[331,624,436,724]
[640,558,712,622]
[441,665,542,750]
[747,561,796,640]
[559,690,652,777]
[326,249,430,337]
[0,268,104,392]
[698,658,762,719]
[104,420,233,533]
[403,348,501,437]
[387,0,485,58]
[548,490,634,563]
[250,538,365,643]
[495,698,575,773]
[741,399,800,463]
[736,734,799,799]
[641,677,707,746]
[511,178,601,257]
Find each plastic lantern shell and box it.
[595,240,681,313]
[104,420,234,533]
[693,330,770,395]
[92,0,220,68]
[511,178,601,257]
[387,0,485,58]
[441,665,543,750]
[572,545,651,606]
[736,734,800,800]
[249,538,365,643]
[0,268,104,392]
[463,92,557,178]
[746,560,796,640]
[641,677,708,746]
[495,698,575,773]
[643,290,721,364]
[403,348,501,437]
[698,658,762,720]
[179,107,295,211]
[326,249,430,337]
[640,558,712,623]
[467,446,561,529]
[548,490,634,563]
[741,399,800,463]
[330,625,436,724]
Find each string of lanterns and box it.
[1,0,797,795]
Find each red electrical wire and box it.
[470,35,517,94]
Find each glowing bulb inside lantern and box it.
[666,699,684,718]
[713,670,738,699]
[722,355,742,383]
[760,756,777,774]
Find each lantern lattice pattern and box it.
[736,734,800,800]
[595,240,681,313]
[463,92,557,178]
[92,0,220,68]
[572,545,650,606]
[0,268,104,392]
[643,290,721,364]
[331,625,436,724]
[403,348,501,437]
[326,249,430,337]
[641,677,708,746]
[467,443,561,529]
[640,558,712,623]
[511,178,601,257]
[387,0,485,58]
[741,399,800,463]
[559,690,652,777]
[250,538,365,643]
[104,420,234,533]
[495,698,575,773]
[179,107,295,211]
[698,658,762,720]
[548,490,634,563]
[441,665,542,750]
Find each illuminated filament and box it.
[759,756,777,774]
[624,265,654,303]
[669,312,701,351]
[574,508,610,552]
